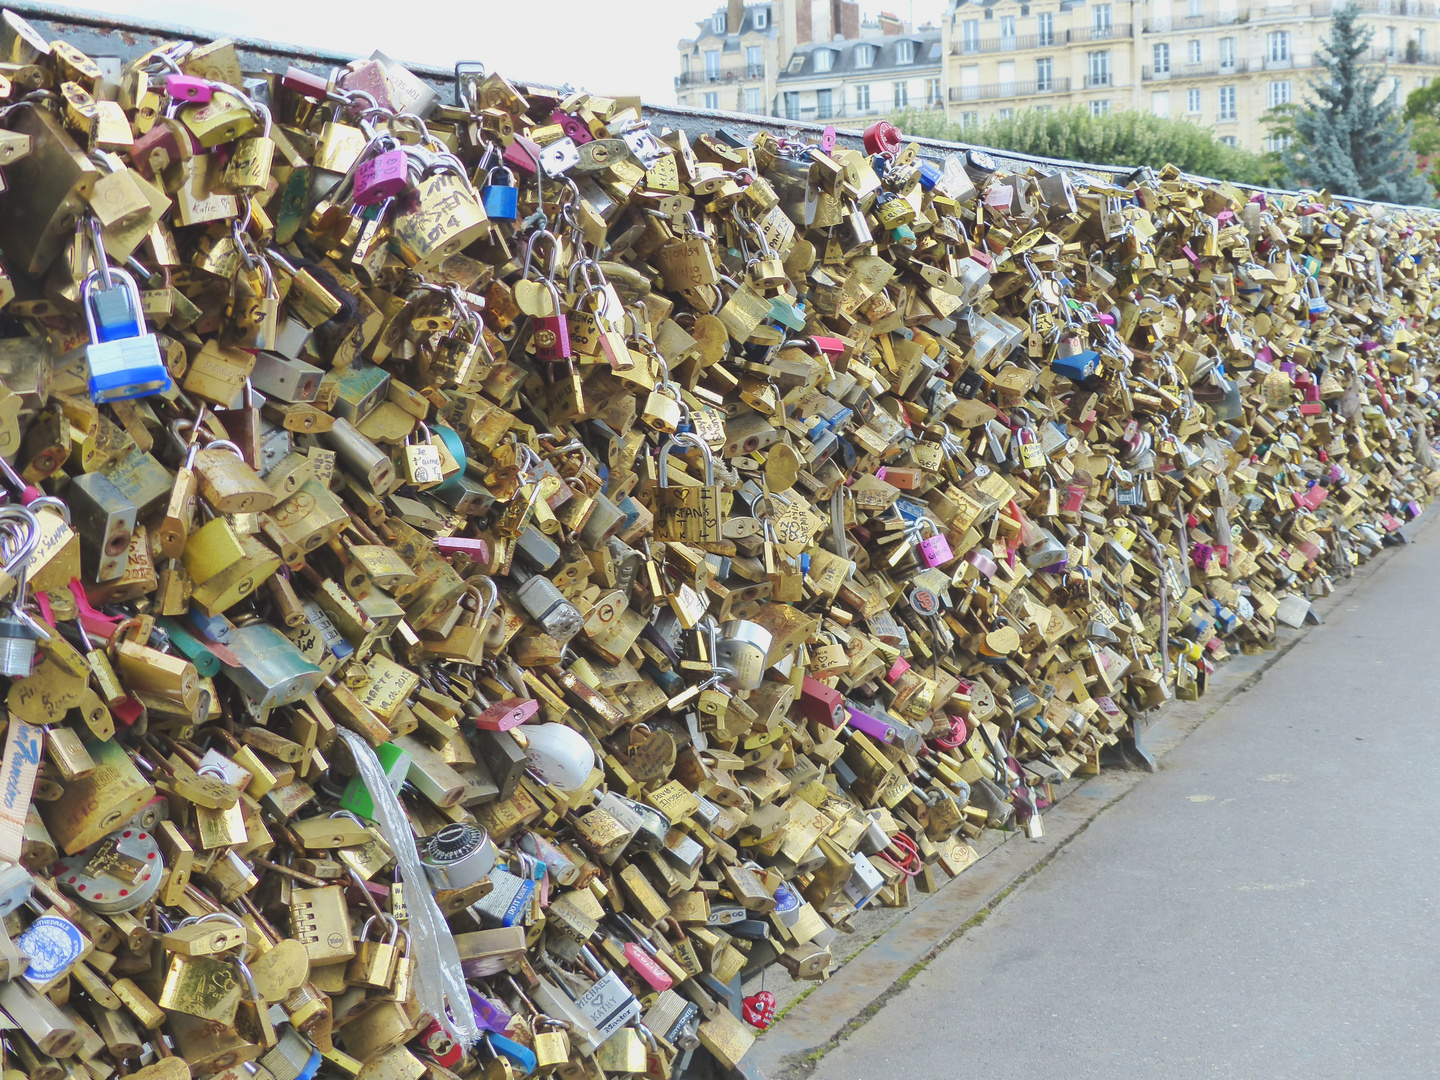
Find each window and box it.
[1422,75,1434,89]
[893,82,909,107]
[1036,56,1054,90]
[998,107,1015,119]
[1088,50,1110,86]
[897,39,915,62]
[1187,87,1201,112]
[1188,0,1202,14]
[745,87,763,112]
[1001,15,1016,40]
[786,53,805,73]
[705,51,720,78]
[1219,36,1236,69]
[1037,11,1055,45]
[817,88,833,118]
[855,84,871,111]
[1267,30,1290,61]
[1035,104,1053,113]
[962,19,980,50]
[1267,79,1291,107]
[1090,98,1111,115]
[961,110,979,127]
[1386,26,1397,54]
[703,91,720,109]
[783,90,799,118]
[1154,42,1171,73]
[926,78,943,105]
[746,45,763,77]
[1093,4,1112,31]
[855,44,876,68]
[1152,90,1171,116]
[1218,84,1236,119]
[814,49,833,73]
[711,11,726,33]
[1188,39,1202,64]
[1420,29,1429,55]
[1264,134,1293,151]
[1219,135,1236,146]
[753,7,768,29]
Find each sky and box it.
[56,0,950,103]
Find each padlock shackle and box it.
[657,433,714,488]
[81,266,145,343]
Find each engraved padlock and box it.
[403,422,445,489]
[656,432,721,544]
[915,519,954,568]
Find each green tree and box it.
[1403,80,1440,196]
[1281,3,1431,204]
[887,105,1281,185]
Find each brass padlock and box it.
[345,914,400,989]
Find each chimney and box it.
[812,0,834,41]
[796,0,813,45]
[877,11,903,34]
[835,0,860,39]
[727,0,744,34]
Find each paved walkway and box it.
[815,518,1440,1080]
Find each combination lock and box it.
[420,823,498,889]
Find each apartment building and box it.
[776,27,946,123]
[678,0,943,119]
[942,0,1440,152]
[677,0,782,114]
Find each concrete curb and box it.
[748,513,1433,1080]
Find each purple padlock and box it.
[165,74,213,104]
[552,110,593,145]
[916,520,953,568]
[353,148,410,207]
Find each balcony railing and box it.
[1067,23,1132,43]
[1143,58,1250,79]
[951,32,1044,54]
[949,76,1072,101]
[1145,9,1250,31]
[676,63,766,87]
[1367,45,1440,63]
[1084,71,1113,87]
[1314,0,1437,15]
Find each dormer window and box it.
[814,48,835,72]
[897,39,915,62]
[855,44,877,67]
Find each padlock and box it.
[346,914,400,989]
[655,432,721,543]
[915,519,954,568]
[81,267,170,403]
[403,422,445,488]
[481,165,520,221]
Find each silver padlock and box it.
[513,570,583,642]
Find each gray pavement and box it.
[814,518,1440,1080]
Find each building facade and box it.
[678,0,944,120]
[942,0,1440,152]
[776,27,946,123]
[677,0,782,115]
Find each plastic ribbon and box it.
[338,728,479,1048]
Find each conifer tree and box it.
[1283,3,1432,205]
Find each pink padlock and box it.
[966,549,998,579]
[1063,483,1087,512]
[353,148,409,207]
[165,74,213,104]
[916,520,953,568]
[552,111,593,145]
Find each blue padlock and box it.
[481,166,519,222]
[919,160,942,191]
[1051,350,1101,382]
[83,267,171,403]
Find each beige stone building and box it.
[677,0,945,120]
[941,0,1440,153]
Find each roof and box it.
[681,3,778,49]
[777,28,944,81]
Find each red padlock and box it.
[743,990,777,1030]
[863,120,902,157]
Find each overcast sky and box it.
[62,0,951,103]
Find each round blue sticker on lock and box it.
[20,914,85,982]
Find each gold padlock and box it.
[345,914,399,989]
